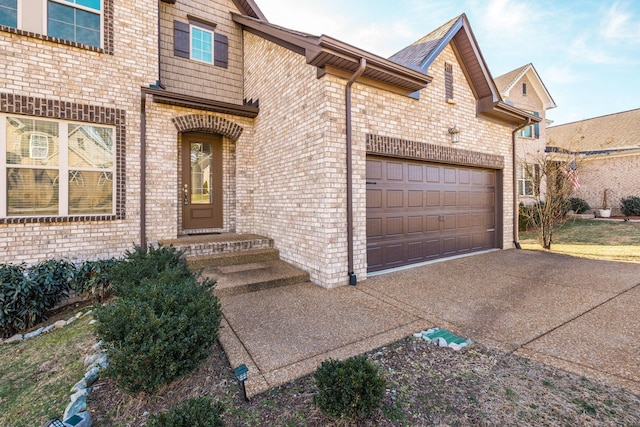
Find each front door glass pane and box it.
[190,142,212,204]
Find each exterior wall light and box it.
[448,126,460,143]
[234,364,249,401]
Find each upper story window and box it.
[2,114,115,217]
[48,0,102,47]
[0,0,18,28]
[517,111,540,139]
[522,82,527,95]
[174,18,228,68]
[191,26,213,63]
[0,0,106,49]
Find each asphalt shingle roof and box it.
[388,15,460,69]
[547,108,640,152]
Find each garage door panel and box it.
[408,216,423,234]
[386,217,404,236]
[407,241,424,261]
[386,162,404,181]
[385,244,405,266]
[459,191,470,206]
[408,164,423,181]
[426,191,440,206]
[443,191,456,206]
[367,189,382,208]
[426,215,440,231]
[367,218,382,238]
[367,160,383,180]
[459,169,471,184]
[386,190,404,208]
[443,214,456,229]
[367,156,497,272]
[458,235,471,252]
[408,190,423,207]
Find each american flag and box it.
[566,160,580,190]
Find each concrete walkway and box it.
[218,250,640,397]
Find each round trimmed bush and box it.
[94,267,221,393]
[313,355,386,420]
[621,196,640,217]
[567,197,591,214]
[147,396,225,427]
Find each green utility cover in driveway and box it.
[414,328,471,350]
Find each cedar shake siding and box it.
[160,0,244,104]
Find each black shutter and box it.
[534,111,540,139]
[174,20,190,58]
[214,33,228,68]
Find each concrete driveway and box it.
[218,249,640,397]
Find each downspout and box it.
[140,90,148,248]
[512,118,532,249]
[346,58,366,286]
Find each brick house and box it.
[547,108,640,216]
[494,63,556,206]
[0,1,536,288]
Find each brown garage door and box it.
[366,156,497,272]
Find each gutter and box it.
[140,90,148,248]
[345,57,366,286]
[512,118,532,249]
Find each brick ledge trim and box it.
[172,114,243,141]
[366,134,504,169]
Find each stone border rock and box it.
[1,310,106,427]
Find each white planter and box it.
[599,209,612,218]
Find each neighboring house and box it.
[0,1,537,288]
[494,63,556,205]
[547,108,640,216]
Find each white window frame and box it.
[190,24,214,64]
[517,164,535,197]
[1,114,115,218]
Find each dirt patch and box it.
[88,338,640,426]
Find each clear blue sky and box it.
[258,0,640,126]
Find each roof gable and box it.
[230,0,267,20]
[389,14,498,102]
[495,63,556,110]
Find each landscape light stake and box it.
[234,364,249,401]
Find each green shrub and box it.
[0,260,75,336]
[313,355,386,421]
[146,396,225,427]
[106,244,192,296]
[94,268,221,393]
[71,258,116,302]
[567,197,591,214]
[621,196,640,217]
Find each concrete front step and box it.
[159,233,274,258]
[187,248,280,270]
[202,259,310,297]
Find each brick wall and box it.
[160,0,244,104]
[573,153,640,215]
[243,35,515,288]
[0,0,157,263]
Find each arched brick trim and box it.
[172,114,243,141]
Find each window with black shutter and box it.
[173,18,228,69]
